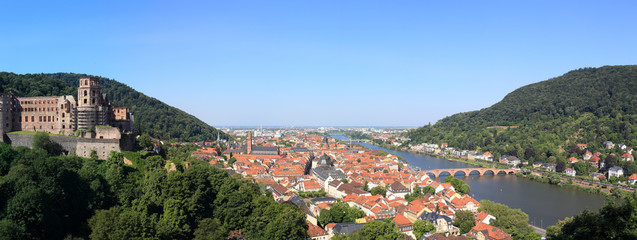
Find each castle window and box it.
[92,90,95,96]
[48,116,51,122]
[84,99,87,104]
[31,116,34,122]
[62,113,65,118]
[39,116,42,122]
[92,99,95,104]
[62,125,65,129]
[85,80,88,85]
[84,90,87,96]
[25,116,28,122]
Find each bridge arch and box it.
[420,168,519,179]
[453,170,467,177]
[438,171,452,178]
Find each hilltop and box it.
[407,65,637,162]
[0,72,225,142]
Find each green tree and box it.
[328,202,365,223]
[318,209,333,227]
[413,220,435,239]
[370,186,387,197]
[479,200,535,239]
[138,133,153,150]
[550,192,637,240]
[193,218,226,240]
[453,210,475,234]
[90,150,99,160]
[422,186,435,195]
[445,176,471,195]
[545,217,572,239]
[32,132,62,155]
[359,218,403,240]
[262,206,308,240]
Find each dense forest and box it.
[407,65,637,163]
[0,134,307,239]
[0,72,225,142]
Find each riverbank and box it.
[331,134,607,227]
[342,136,635,197]
[515,170,637,197]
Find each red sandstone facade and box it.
[0,77,133,136]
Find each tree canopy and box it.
[453,210,475,234]
[0,143,307,239]
[413,219,435,239]
[478,200,540,240]
[318,202,365,227]
[445,176,471,195]
[370,185,387,197]
[548,192,637,240]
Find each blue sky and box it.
[1,1,636,127]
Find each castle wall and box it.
[76,138,120,159]
[5,133,120,160]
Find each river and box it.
[331,134,606,227]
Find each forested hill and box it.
[0,72,225,142]
[407,65,637,162]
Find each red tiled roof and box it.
[393,214,413,227]
[307,222,327,237]
[469,223,511,240]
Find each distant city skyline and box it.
[2,1,636,127]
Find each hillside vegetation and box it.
[408,65,637,163]
[0,137,307,239]
[0,72,224,142]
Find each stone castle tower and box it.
[77,77,109,130]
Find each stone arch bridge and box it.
[422,168,520,179]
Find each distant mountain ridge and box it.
[407,65,637,161]
[0,72,225,142]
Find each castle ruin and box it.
[0,77,135,159]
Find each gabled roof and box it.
[307,222,327,237]
[332,222,365,235]
[270,183,288,196]
[392,214,413,227]
[388,181,410,193]
[469,222,512,240]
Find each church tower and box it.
[247,131,252,154]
